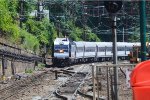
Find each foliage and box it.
[0,1,22,43]
[85,27,101,42]
[9,25,20,43]
[20,29,40,53]
[0,1,14,33]
[66,20,82,41]
[6,0,18,23]
[0,0,40,53]
[71,27,83,41]
[37,63,45,70]
[67,20,100,41]
[26,18,57,46]
[48,22,58,45]
[25,69,33,73]
[128,28,140,42]
[69,32,79,41]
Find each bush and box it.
[25,69,33,73]
[20,29,40,54]
[38,63,45,70]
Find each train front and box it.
[52,38,70,66]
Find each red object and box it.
[130,60,150,100]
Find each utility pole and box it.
[104,1,122,100]
[2,55,5,77]
[58,21,60,37]
[111,15,118,100]
[37,0,44,21]
[19,0,25,28]
[122,3,125,42]
[123,27,124,42]
[48,2,54,22]
[92,63,96,100]
[82,1,87,41]
[139,0,147,61]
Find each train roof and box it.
[95,42,141,47]
[74,41,97,47]
[84,42,96,47]
[74,41,85,47]
[95,42,112,47]
[54,38,70,45]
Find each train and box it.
[52,38,140,66]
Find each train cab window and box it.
[62,38,67,41]
[54,45,68,52]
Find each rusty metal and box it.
[55,70,58,80]
[92,63,96,100]
[94,63,135,100]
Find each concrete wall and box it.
[0,38,38,79]
[0,58,35,77]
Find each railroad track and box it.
[55,72,87,99]
[50,64,91,100]
[41,62,131,100]
[0,66,79,100]
[0,70,49,100]
[0,64,93,100]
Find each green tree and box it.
[128,28,140,42]
[0,1,40,53]
[0,0,21,42]
[25,18,57,51]
[19,29,40,53]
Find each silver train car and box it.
[52,38,140,66]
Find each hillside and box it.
[0,0,100,55]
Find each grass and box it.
[37,63,45,70]
[25,69,33,73]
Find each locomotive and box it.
[52,38,140,66]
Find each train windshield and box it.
[54,45,68,52]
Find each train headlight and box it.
[59,50,64,53]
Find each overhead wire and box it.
[26,0,150,36]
